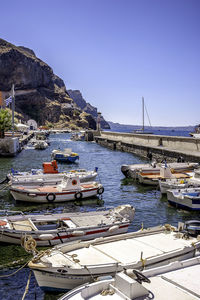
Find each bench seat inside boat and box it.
[10,218,37,231]
[70,215,112,227]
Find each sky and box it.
[0,0,199,127]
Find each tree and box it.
[0,109,12,138]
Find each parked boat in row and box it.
[167,187,200,210]
[28,221,200,292]
[121,162,199,179]
[7,161,98,186]
[10,176,104,203]
[159,168,200,194]
[0,205,135,246]
[51,148,79,163]
[60,256,200,300]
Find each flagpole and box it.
[11,84,15,137]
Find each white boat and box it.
[34,140,48,150]
[159,168,200,194]
[10,176,104,203]
[121,162,199,179]
[138,165,192,186]
[28,222,200,292]
[0,205,135,246]
[166,187,200,210]
[59,256,200,300]
[7,162,98,186]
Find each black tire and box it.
[97,187,104,195]
[46,193,56,202]
[75,192,83,199]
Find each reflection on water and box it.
[0,133,199,299]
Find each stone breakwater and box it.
[93,131,200,162]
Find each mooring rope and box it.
[21,270,32,300]
[0,261,29,278]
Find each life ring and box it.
[72,179,77,186]
[75,192,83,199]
[97,187,104,195]
[0,220,7,226]
[46,193,56,202]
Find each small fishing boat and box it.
[7,161,98,186]
[59,256,200,300]
[51,148,79,163]
[0,205,135,246]
[10,176,104,203]
[121,162,198,179]
[138,165,192,186]
[34,140,48,150]
[166,187,200,210]
[28,222,200,292]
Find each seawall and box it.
[93,131,200,162]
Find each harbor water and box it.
[0,133,199,300]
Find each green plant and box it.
[0,109,12,138]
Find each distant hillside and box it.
[108,121,195,133]
[67,90,110,129]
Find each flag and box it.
[5,96,12,106]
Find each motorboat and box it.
[121,162,198,179]
[34,140,48,150]
[9,176,104,203]
[7,161,98,186]
[138,165,192,186]
[28,222,200,292]
[59,256,200,300]
[0,205,135,246]
[166,187,200,210]
[159,168,200,194]
[51,148,79,163]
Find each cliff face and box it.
[67,90,110,129]
[0,38,96,130]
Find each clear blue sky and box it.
[0,0,199,126]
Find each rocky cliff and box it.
[67,90,110,129]
[0,38,96,130]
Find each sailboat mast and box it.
[142,97,144,131]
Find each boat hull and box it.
[10,188,100,203]
[167,190,200,210]
[32,250,196,292]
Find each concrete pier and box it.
[94,131,200,162]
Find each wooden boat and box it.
[121,162,199,179]
[28,222,200,292]
[159,168,200,194]
[166,187,200,210]
[0,205,135,246]
[10,176,104,203]
[138,165,192,186]
[51,148,79,163]
[59,256,200,300]
[7,161,98,186]
[34,140,48,150]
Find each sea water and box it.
[0,132,198,300]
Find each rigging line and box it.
[144,104,152,127]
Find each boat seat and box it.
[81,184,95,189]
[11,218,37,231]
[70,215,111,227]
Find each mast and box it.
[11,84,15,137]
[142,97,144,132]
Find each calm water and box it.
[0,133,199,300]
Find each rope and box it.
[140,251,146,270]
[84,265,96,282]
[0,184,9,191]
[0,261,29,278]
[21,270,32,300]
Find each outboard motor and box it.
[183,220,200,237]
